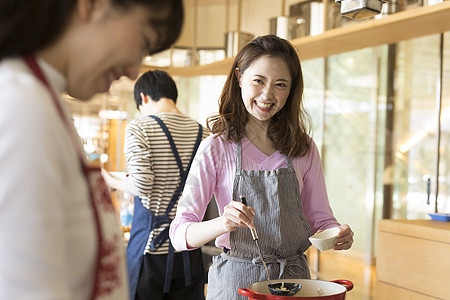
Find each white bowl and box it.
[309,227,340,251]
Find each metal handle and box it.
[249,228,259,240]
[239,195,258,240]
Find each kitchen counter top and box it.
[378,218,450,241]
[376,219,450,300]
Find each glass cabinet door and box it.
[391,35,444,219]
[304,47,387,261]
[303,58,325,152]
[438,33,450,214]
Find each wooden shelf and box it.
[141,57,234,77]
[141,1,450,77]
[293,1,450,60]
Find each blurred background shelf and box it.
[292,1,450,60]
[141,1,450,76]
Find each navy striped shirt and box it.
[123,112,209,254]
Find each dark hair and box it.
[0,0,183,60]
[207,34,311,158]
[133,70,178,109]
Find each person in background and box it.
[102,70,210,300]
[0,1,183,300]
[169,35,354,300]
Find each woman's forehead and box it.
[245,56,290,78]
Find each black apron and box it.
[126,115,202,299]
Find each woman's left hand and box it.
[333,224,354,250]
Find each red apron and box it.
[23,55,128,300]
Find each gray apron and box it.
[207,141,312,300]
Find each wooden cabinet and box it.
[375,219,450,300]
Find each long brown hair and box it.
[207,34,311,158]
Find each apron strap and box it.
[162,244,193,294]
[148,115,203,214]
[182,251,192,286]
[163,244,176,293]
[285,156,293,169]
[22,55,108,300]
[236,141,242,174]
[145,115,202,293]
[149,115,184,177]
[22,55,86,164]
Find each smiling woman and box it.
[0,1,183,300]
[169,35,354,300]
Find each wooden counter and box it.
[375,219,450,300]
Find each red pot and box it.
[238,279,353,299]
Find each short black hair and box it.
[133,70,178,109]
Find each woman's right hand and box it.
[221,200,256,232]
[184,200,256,249]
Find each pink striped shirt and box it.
[169,135,340,251]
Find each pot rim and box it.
[244,278,353,298]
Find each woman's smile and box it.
[254,100,274,111]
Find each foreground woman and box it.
[169,35,354,300]
[0,0,183,299]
